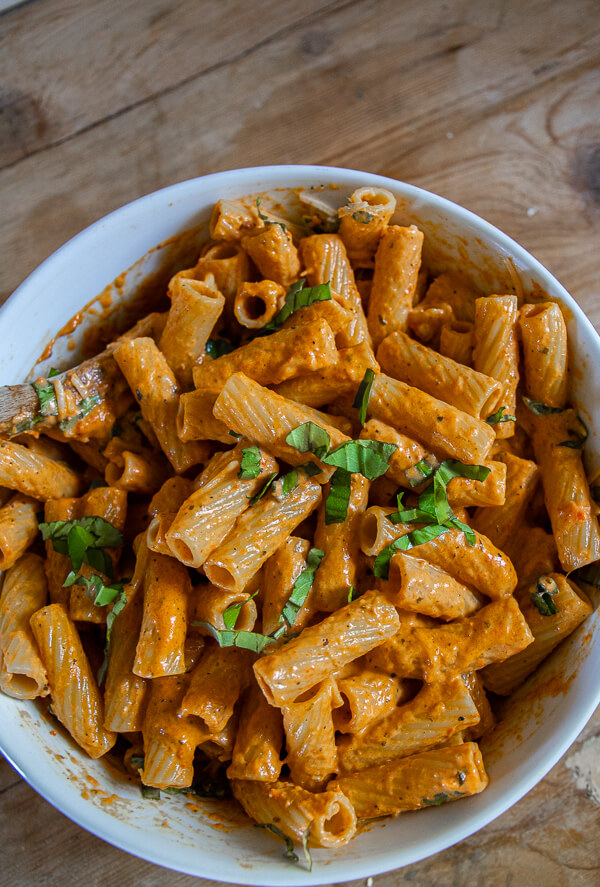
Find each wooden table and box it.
[1,1,599,884]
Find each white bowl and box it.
[1,166,598,885]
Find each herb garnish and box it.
[486,406,516,424]
[223,590,259,630]
[256,823,298,862]
[205,337,235,359]
[353,368,375,427]
[249,471,277,505]
[522,397,564,416]
[59,394,101,432]
[280,548,324,627]
[32,381,58,417]
[239,446,262,479]
[195,620,283,653]
[39,516,123,577]
[263,279,332,332]
[256,197,287,233]
[324,467,352,525]
[531,576,559,616]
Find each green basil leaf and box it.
[59,394,102,432]
[352,210,374,224]
[228,430,242,439]
[195,621,277,653]
[98,583,128,685]
[130,753,145,769]
[422,791,463,806]
[48,367,61,378]
[263,280,332,332]
[324,467,352,525]
[141,785,161,800]
[63,571,124,607]
[255,823,298,863]
[281,548,325,627]
[352,368,375,427]
[322,439,397,480]
[447,517,476,546]
[557,440,584,449]
[436,460,491,485]
[406,456,439,487]
[256,197,287,233]
[67,525,96,572]
[40,516,123,576]
[281,468,298,496]
[32,381,58,417]
[285,422,331,460]
[486,406,517,424]
[249,471,277,505]
[373,535,412,578]
[205,337,235,359]
[12,417,44,435]
[239,446,262,479]
[223,590,259,631]
[347,585,359,604]
[522,397,564,416]
[531,576,559,615]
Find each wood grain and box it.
[1,0,599,884]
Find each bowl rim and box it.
[1,164,599,884]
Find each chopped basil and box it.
[422,791,463,806]
[373,524,450,579]
[98,584,128,685]
[256,823,298,862]
[446,516,476,545]
[302,825,313,872]
[141,785,161,800]
[523,397,564,416]
[205,337,235,359]
[486,406,516,424]
[322,439,397,481]
[557,439,583,449]
[130,754,145,769]
[223,590,259,631]
[249,471,277,505]
[63,571,125,607]
[281,548,325,627]
[39,516,123,577]
[48,367,60,378]
[406,455,439,488]
[228,430,242,439]
[59,394,101,432]
[285,422,331,461]
[352,368,375,427]
[531,576,559,616]
[347,585,359,604]
[195,620,279,653]
[263,279,332,332]
[239,446,262,479]
[12,417,43,434]
[281,468,298,496]
[256,197,287,233]
[32,381,58,417]
[324,467,352,524]
[352,209,373,224]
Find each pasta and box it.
[0,185,597,861]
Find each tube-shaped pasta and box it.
[231,779,357,847]
[146,512,175,555]
[368,226,423,346]
[421,272,478,321]
[179,644,252,731]
[462,672,495,740]
[482,574,593,696]
[332,669,406,735]
[234,280,285,328]
[227,679,284,782]
[192,242,251,306]
[388,552,483,620]
[530,409,600,571]
[336,678,480,773]
[177,388,232,444]
[133,552,190,678]
[519,302,568,408]
[338,186,396,267]
[43,497,76,608]
[192,318,338,390]
[30,604,116,757]
[0,493,39,571]
[377,331,502,419]
[359,506,411,556]
[212,373,349,474]
[402,523,518,599]
[329,742,488,820]
[149,476,195,516]
[471,453,539,549]
[0,554,48,699]
[241,224,300,286]
[366,597,533,681]
[281,296,360,349]
[113,337,208,473]
[505,526,558,591]
[261,536,312,636]
[103,547,149,732]
[191,583,257,633]
[473,295,519,437]
[300,234,371,346]
[274,341,379,409]
[158,277,225,387]
[104,447,168,495]
[0,440,80,499]
[141,674,210,789]
[204,478,322,593]
[310,474,370,612]
[368,373,495,465]
[439,321,475,366]
[407,302,454,345]
[253,590,400,706]
[282,678,342,791]
[209,198,258,241]
[446,459,507,509]
[166,445,278,568]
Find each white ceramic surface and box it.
[0,166,598,885]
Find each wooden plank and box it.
[0,0,336,167]
[0,0,599,309]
